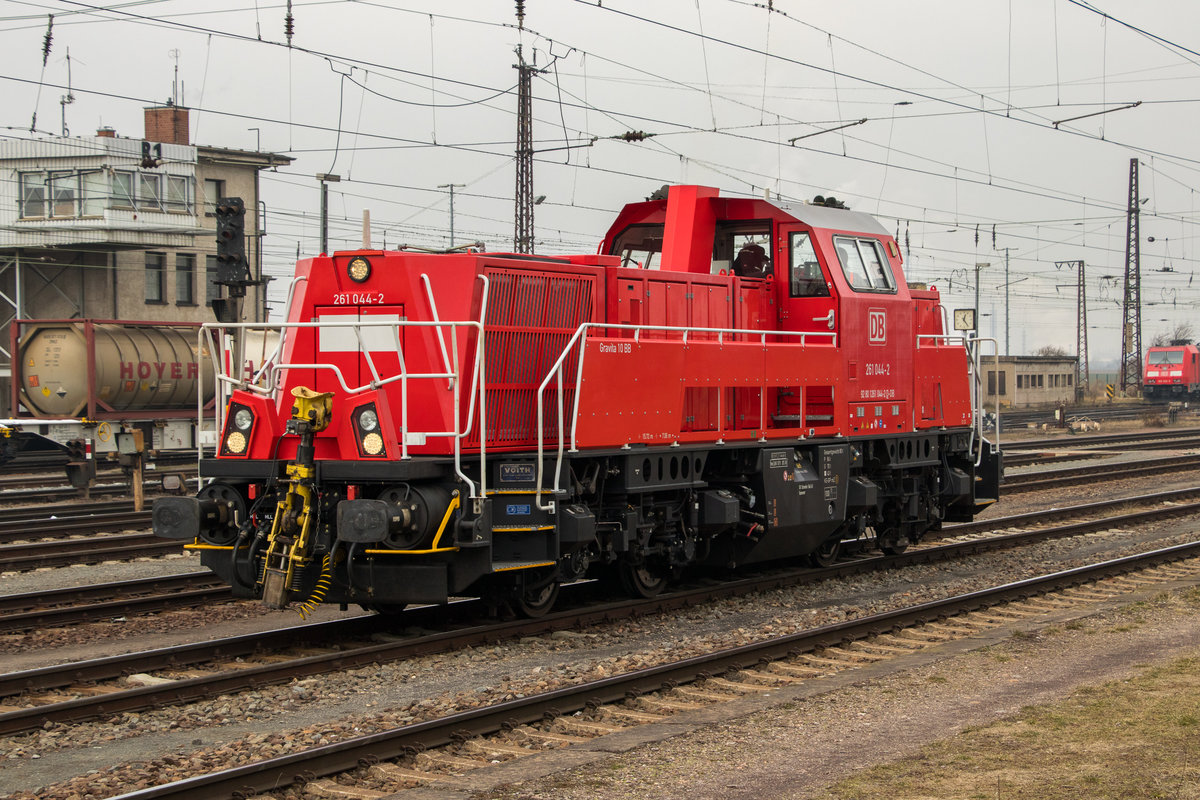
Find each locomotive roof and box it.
[772,201,890,237]
[603,186,891,244]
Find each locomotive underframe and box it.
[185,428,998,610]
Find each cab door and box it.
[825,235,911,431]
[774,224,840,429]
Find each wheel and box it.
[513,578,561,618]
[876,527,909,556]
[810,536,842,567]
[618,560,669,598]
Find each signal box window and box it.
[204,179,225,216]
[146,252,165,303]
[833,236,896,292]
[48,171,78,217]
[139,174,162,211]
[112,171,135,210]
[19,173,45,218]
[205,254,221,306]
[166,176,192,213]
[176,253,196,305]
[788,231,829,297]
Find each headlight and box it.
[362,432,384,455]
[353,402,386,458]
[347,256,371,283]
[225,431,247,454]
[233,407,254,431]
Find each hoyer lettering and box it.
[120,361,199,380]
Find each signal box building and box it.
[983,354,1079,409]
[0,105,291,415]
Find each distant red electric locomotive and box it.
[153,185,1001,617]
[1143,341,1200,400]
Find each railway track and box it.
[999,402,1184,430]
[4,493,1200,739]
[0,572,229,633]
[102,541,1200,800]
[1,500,137,525]
[4,485,1197,634]
[0,530,177,571]
[1001,453,1200,494]
[1007,426,1200,451]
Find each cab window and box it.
[611,223,663,269]
[716,225,772,278]
[833,236,896,293]
[788,232,829,297]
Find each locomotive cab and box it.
[1144,342,1200,400]
[154,185,1000,618]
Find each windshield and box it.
[833,236,895,292]
[1149,350,1184,365]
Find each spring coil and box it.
[296,554,333,620]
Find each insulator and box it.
[41,15,54,67]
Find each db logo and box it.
[868,309,887,344]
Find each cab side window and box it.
[833,237,896,293]
[789,232,830,297]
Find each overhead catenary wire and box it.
[4,2,1195,331]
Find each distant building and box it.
[983,355,1080,409]
[0,105,292,414]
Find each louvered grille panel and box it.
[467,268,595,449]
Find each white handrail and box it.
[202,317,487,497]
[534,321,841,512]
[967,336,1000,465]
[248,275,309,391]
[420,273,455,390]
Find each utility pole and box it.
[438,183,465,248]
[316,173,340,255]
[1119,157,1142,393]
[513,46,536,254]
[1057,259,1089,400]
[1003,249,1009,353]
[974,262,990,332]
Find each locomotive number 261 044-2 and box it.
[332,292,385,305]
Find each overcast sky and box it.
[2,0,1198,364]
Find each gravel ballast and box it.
[2,439,1200,798]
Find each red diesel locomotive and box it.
[153,185,1001,616]
[1143,341,1200,400]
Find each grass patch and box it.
[815,655,1200,800]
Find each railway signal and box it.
[213,197,254,325]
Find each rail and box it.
[198,274,491,497]
[534,323,839,512]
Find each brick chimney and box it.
[144,104,189,145]
[96,127,116,138]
